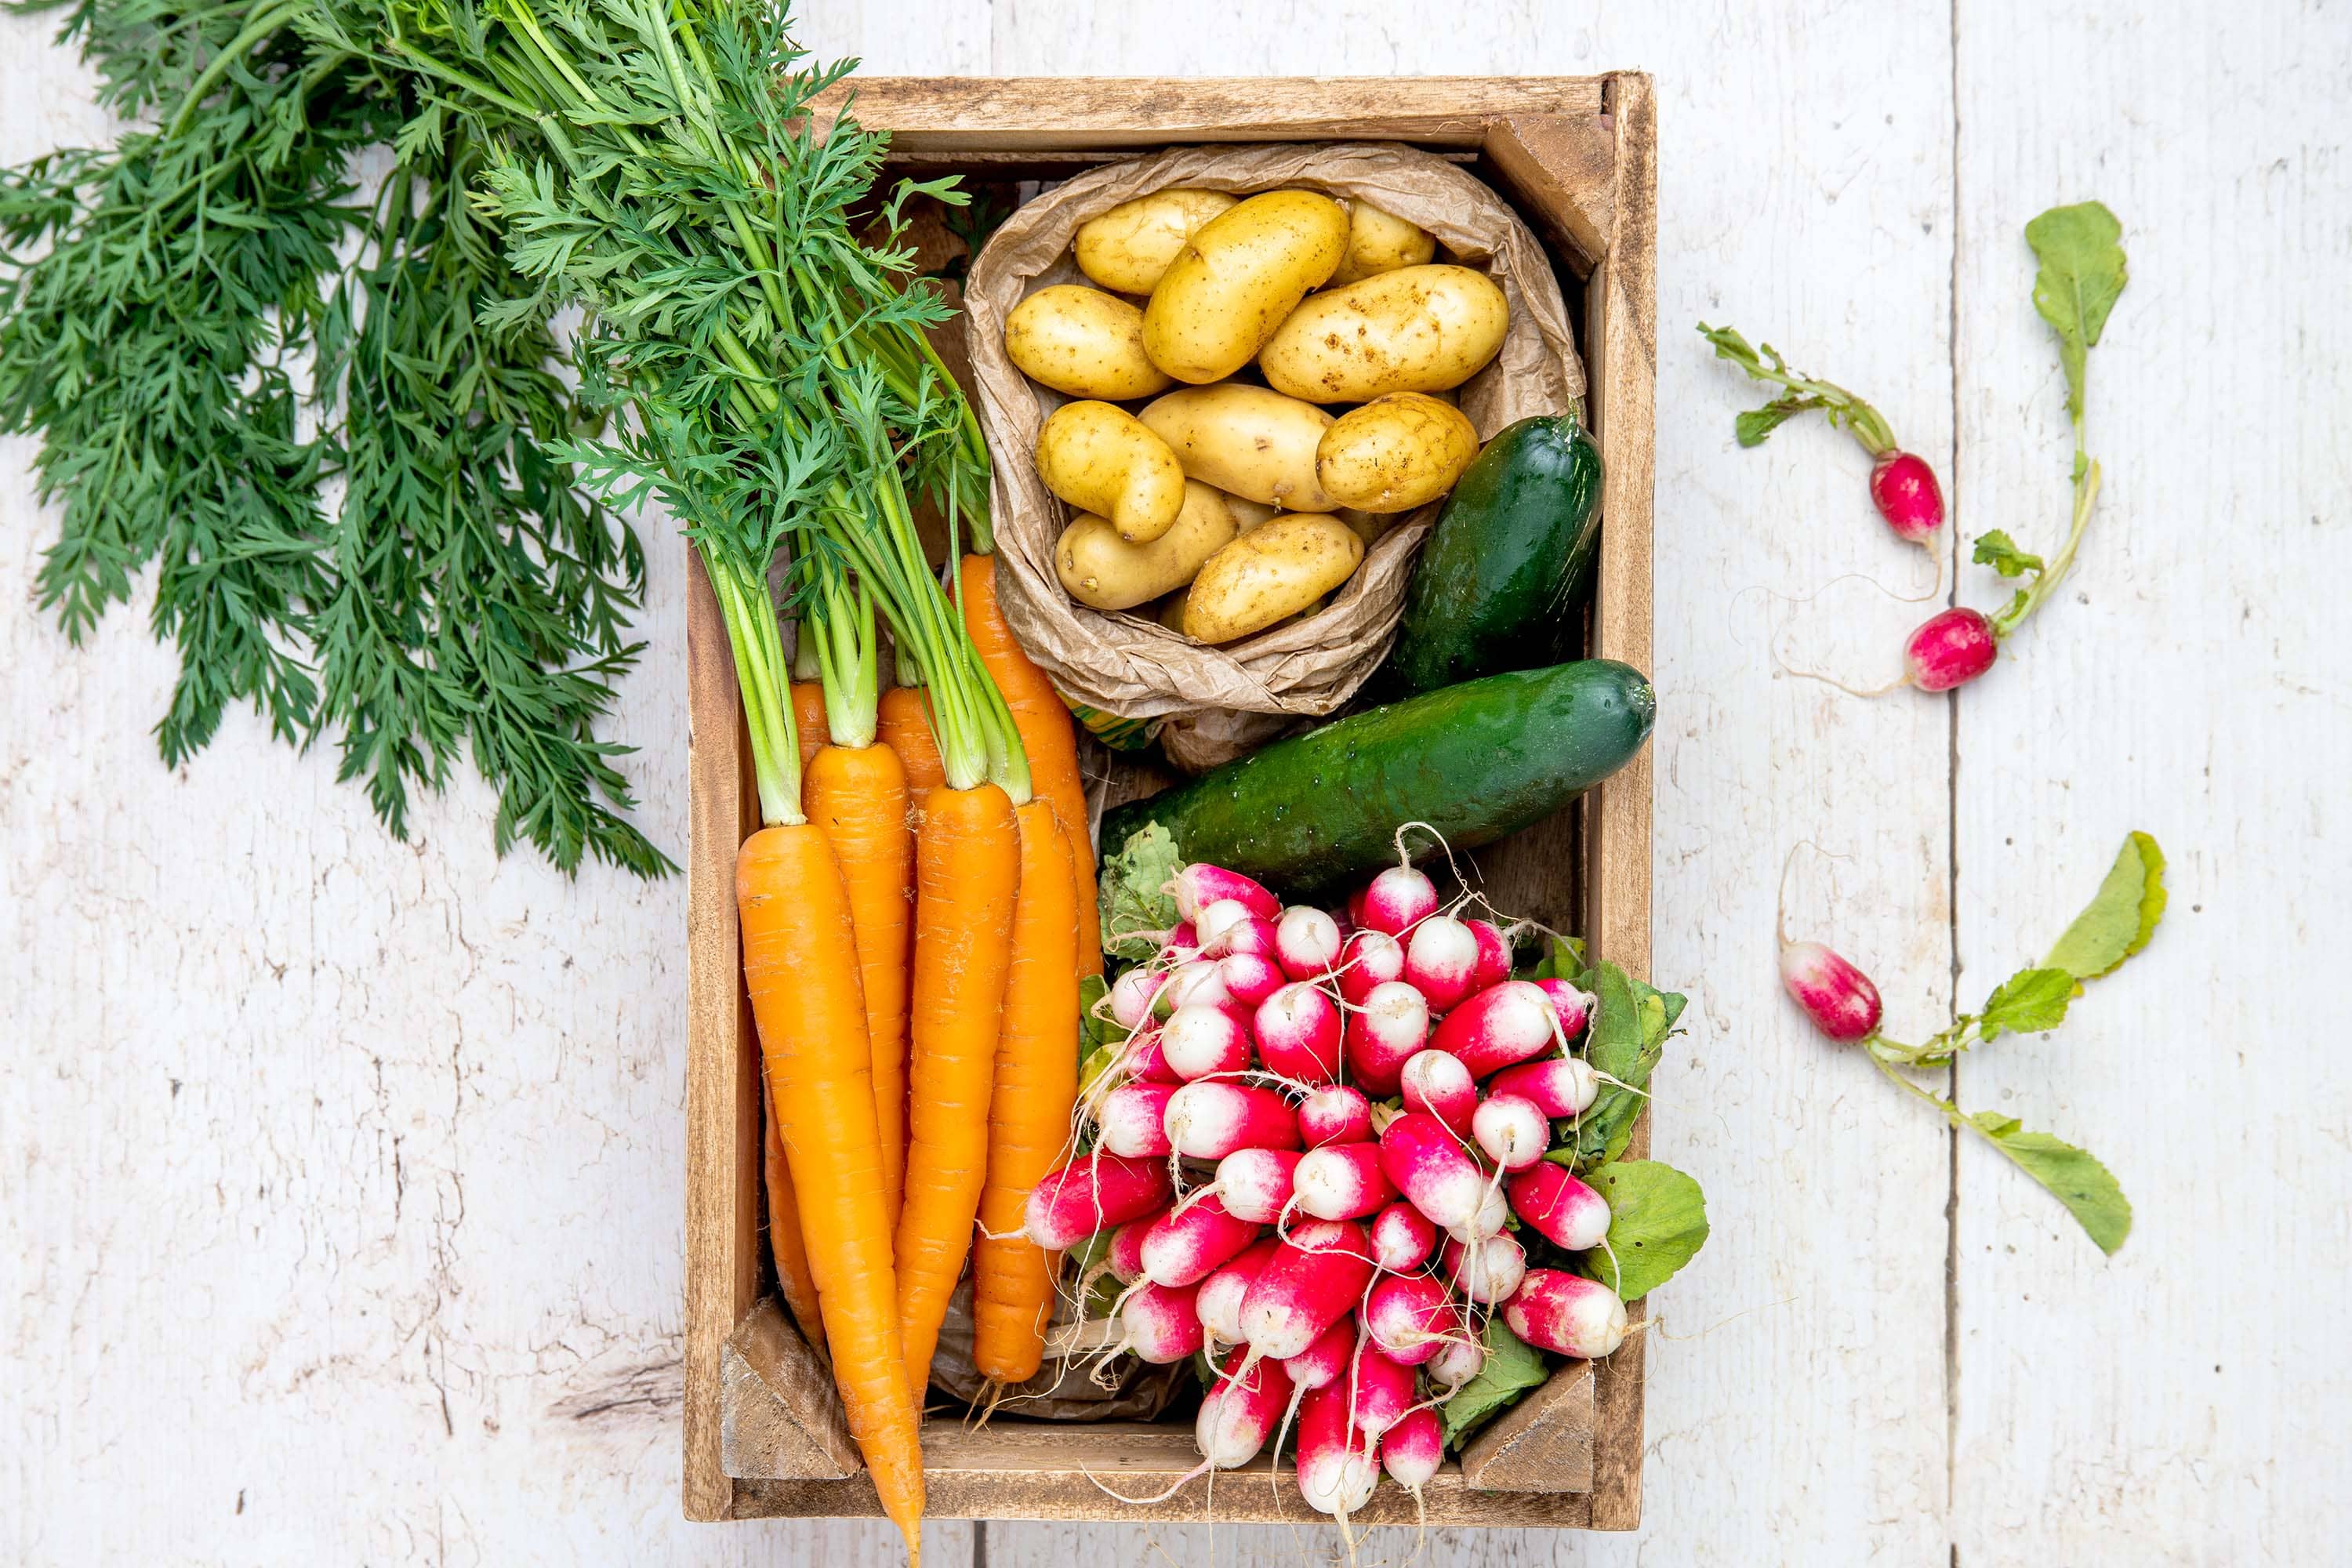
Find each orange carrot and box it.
[807,742,914,1239]
[760,1088,827,1356]
[878,685,946,812]
[962,554,1102,975]
[893,781,1022,1399]
[972,800,1081,1383]
[739,823,923,1552]
[792,681,832,776]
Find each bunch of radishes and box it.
[1022,856,1634,1519]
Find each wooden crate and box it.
[685,72,1657,1530]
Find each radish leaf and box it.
[1976,967,2076,1041]
[1734,394,1829,448]
[1098,822,1181,961]
[1573,1160,1709,1300]
[1564,963,1683,1170]
[2045,831,2169,982]
[2026,201,2128,424]
[1439,1316,1549,1446]
[1965,1112,2132,1254]
[1973,529,2045,579]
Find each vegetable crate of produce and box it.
[684,73,1659,1531]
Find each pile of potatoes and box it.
[1005,187,1508,644]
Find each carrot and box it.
[792,680,832,776]
[760,1088,827,1355]
[878,684,946,811]
[962,554,1102,975]
[807,741,914,1238]
[893,780,1022,1398]
[972,800,1081,1384]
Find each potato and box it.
[1036,401,1188,543]
[1074,189,1240,296]
[1055,481,1239,611]
[1182,514,1364,644]
[1142,191,1348,384]
[1329,199,1437,286]
[1156,586,1193,635]
[1258,263,1510,404]
[1221,494,1282,532]
[1138,384,1340,513]
[1336,509,1396,549]
[1004,285,1174,401]
[1316,392,1480,513]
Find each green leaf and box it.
[1735,394,1827,448]
[1965,1112,2132,1254]
[1439,1316,1552,1446]
[2025,201,2129,423]
[1524,934,1587,982]
[1565,964,1683,1171]
[1098,822,1183,962]
[1976,967,2076,1042]
[1973,529,2045,579]
[1573,1160,1710,1300]
[2044,831,2169,982]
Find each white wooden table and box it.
[5,2,2347,1563]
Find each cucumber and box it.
[1385,412,1604,695]
[1098,660,1653,902]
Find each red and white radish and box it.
[1472,1093,1549,1171]
[1399,1048,1476,1135]
[1282,1314,1359,1392]
[1504,1269,1629,1359]
[1778,938,1883,1041]
[1466,918,1512,993]
[1275,905,1343,981]
[1198,1147,1302,1225]
[1203,911,1279,962]
[1025,1152,1174,1250]
[1533,977,1595,1042]
[1359,862,1439,937]
[1335,928,1405,1006]
[1155,957,1233,1018]
[1298,1083,1375,1148]
[1345,978,1431,1097]
[1486,1055,1600,1120]
[1381,1406,1444,1494]
[1140,1192,1261,1287]
[1403,913,1480,1012]
[1173,864,1279,924]
[1119,1026,1181,1086]
[1096,1080,1178,1157]
[1254,982,1343,1083]
[1215,952,1285,1008]
[1377,1111,1489,1232]
[1446,1182,1509,1245]
[1431,979,1558,1077]
[1904,604,1998,691]
[1157,920,1200,963]
[1160,1004,1251,1081]
[1507,1161,1612,1252]
[1369,1201,1438,1272]
[1345,1344,1417,1439]
[1295,1383,1380,1516]
[1290,1142,1398,1222]
[1428,1331,1484,1392]
[1238,1218,1376,1359]
[1164,1081,1301,1159]
[1192,897,1255,953]
[1105,1214,1154,1284]
[1364,1271,1458,1367]
[1195,1237,1282,1345]
[1196,1345,1295,1468]
[1108,965,1168,1031]
[1116,1278,1207,1363]
[1442,1231,1527,1305]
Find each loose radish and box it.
[1359,863,1439,937]
[1192,897,1254,952]
[1369,1202,1438,1272]
[1097,1081,1178,1157]
[1160,1004,1251,1081]
[1025,1152,1174,1250]
[1275,905,1343,981]
[1431,979,1557,1077]
[1345,978,1430,1097]
[1105,1215,1155,1284]
[1200,1146,1303,1224]
[1428,1332,1484,1391]
[1203,911,1279,960]
[1472,1093,1548,1171]
[1216,952,1286,1009]
[1904,605,1999,692]
[1116,1278,1207,1363]
[1381,1406,1444,1493]
[1533,978,1595,1042]
[1504,1269,1629,1358]
[1779,939,1883,1041]
[1239,1218,1376,1359]
[1403,913,1480,1012]
[1467,919,1512,992]
[1335,928,1405,1006]
[1377,1110,1489,1231]
[1294,1384,1380,1516]
[1871,450,1946,545]
[1507,1161,1612,1251]
[1445,1183,1509,1245]
[1254,982,1343,1083]
[1487,1055,1600,1120]
[1196,1345,1295,1468]
[1290,1142,1398,1221]
[1364,1271,1457,1366]
[1173,864,1279,924]
[1443,1232,1527,1304]
[1281,1314,1359,1392]
[1298,1083,1374,1148]
[1164,1081,1301,1159]
[1345,1343,1417,1439]
[1399,1048,1476,1135]
[1195,1237,1282,1344]
[1108,966,1167,1030]
[1141,1193,1261,1287]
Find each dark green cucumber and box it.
[1386,412,1605,695]
[1098,659,1653,902]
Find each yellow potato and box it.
[1004,285,1175,401]
[1329,200,1437,286]
[1156,586,1193,635]
[1142,191,1348,384]
[1055,482,1240,612]
[1316,392,1481,513]
[1138,384,1340,513]
[1074,189,1240,296]
[1182,514,1364,644]
[1221,494,1282,532]
[1258,263,1510,403]
[1337,509,1396,549]
[1036,401,1188,543]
